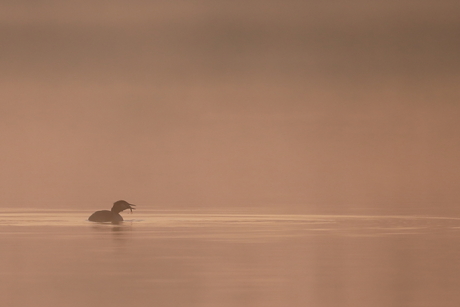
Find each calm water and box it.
[1,210,460,307]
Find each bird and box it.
[88,200,136,223]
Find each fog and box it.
[1,0,460,215]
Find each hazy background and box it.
[1,0,459,215]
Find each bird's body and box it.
[88,210,123,223]
[88,200,136,223]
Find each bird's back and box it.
[88,210,122,223]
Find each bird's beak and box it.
[128,203,136,213]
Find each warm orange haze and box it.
[1,1,460,307]
[2,0,460,215]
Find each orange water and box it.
[1,210,460,307]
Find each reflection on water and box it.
[1,209,460,307]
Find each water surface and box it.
[1,209,460,307]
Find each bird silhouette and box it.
[88,200,136,223]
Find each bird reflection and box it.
[88,200,136,224]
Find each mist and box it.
[1,0,460,215]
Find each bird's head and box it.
[111,200,136,214]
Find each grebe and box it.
[88,200,136,223]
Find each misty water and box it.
[2,2,460,306]
[2,209,460,307]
